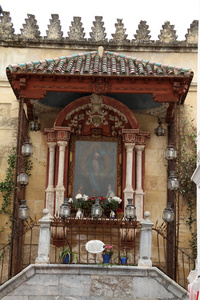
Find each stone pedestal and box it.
[35,209,52,264]
[138,211,154,267]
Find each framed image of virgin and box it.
[68,136,122,198]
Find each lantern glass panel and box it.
[22,143,33,157]
[19,203,30,220]
[63,206,71,218]
[59,198,71,219]
[164,147,177,160]
[91,198,102,219]
[125,199,136,220]
[162,203,174,222]
[17,172,29,185]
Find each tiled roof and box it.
[7,50,192,77]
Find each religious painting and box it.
[72,139,118,198]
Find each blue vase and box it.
[64,254,69,263]
[120,257,127,264]
[103,254,111,263]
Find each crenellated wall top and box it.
[0,12,198,51]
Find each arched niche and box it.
[44,94,149,220]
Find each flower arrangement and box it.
[107,196,122,211]
[74,193,89,210]
[103,244,114,255]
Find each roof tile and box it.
[7,50,192,78]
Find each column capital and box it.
[47,142,56,148]
[57,140,68,147]
[125,143,135,150]
[135,145,145,152]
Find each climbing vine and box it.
[0,148,33,234]
[0,148,16,232]
[176,106,197,258]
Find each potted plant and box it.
[108,196,122,211]
[74,193,89,217]
[58,246,77,264]
[119,249,129,264]
[102,244,114,263]
[116,208,124,219]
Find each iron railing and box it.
[152,222,195,289]
[0,217,195,290]
[50,217,140,265]
[0,219,39,285]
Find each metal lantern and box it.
[91,198,102,219]
[17,171,29,186]
[19,200,30,220]
[154,118,166,137]
[29,116,40,131]
[59,198,71,219]
[164,146,177,160]
[162,202,174,222]
[167,170,179,191]
[125,199,136,220]
[22,137,33,157]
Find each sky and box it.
[0,0,199,40]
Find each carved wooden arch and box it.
[54,94,139,135]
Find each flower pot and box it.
[63,254,69,263]
[116,212,124,220]
[120,257,127,264]
[103,254,111,263]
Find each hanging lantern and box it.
[19,200,30,220]
[167,170,179,191]
[162,202,174,222]
[125,199,136,221]
[17,171,29,186]
[154,118,166,137]
[91,198,102,219]
[59,198,71,219]
[22,137,33,157]
[29,116,40,131]
[164,145,177,160]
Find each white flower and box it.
[108,196,122,203]
[82,194,89,201]
[68,198,73,203]
[75,193,83,199]
[113,196,122,204]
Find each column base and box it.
[35,256,50,264]
[138,258,152,267]
[135,190,145,221]
[55,186,65,215]
[45,188,55,217]
[123,187,134,207]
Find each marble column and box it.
[55,141,68,215]
[123,143,135,208]
[135,145,145,221]
[45,142,56,216]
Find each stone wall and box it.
[0,264,189,300]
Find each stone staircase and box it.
[0,264,189,300]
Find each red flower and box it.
[117,208,123,212]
